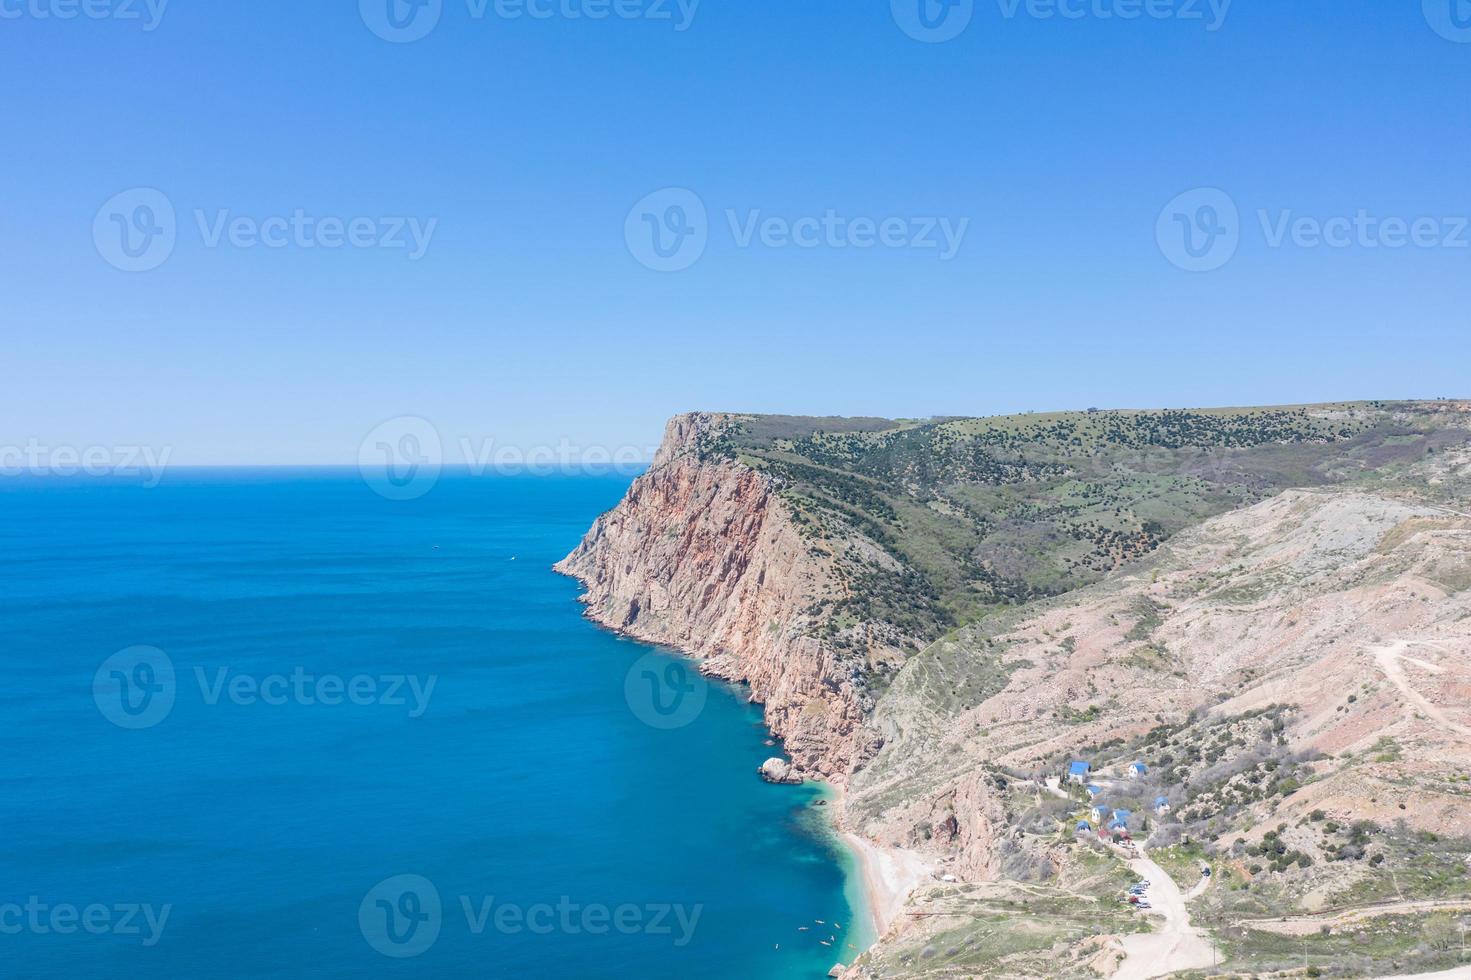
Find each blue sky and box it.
[5,0,1470,464]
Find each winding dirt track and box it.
[1112,849,1217,980]
[1372,640,1469,739]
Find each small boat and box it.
[820,940,832,947]
[798,926,809,932]
[815,919,824,924]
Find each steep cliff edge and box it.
[555,413,874,781]
[557,403,1471,978]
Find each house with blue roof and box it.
[1085,783,1103,797]
[1154,796,1171,815]
[1090,804,1110,825]
[1066,760,1092,785]
[1075,820,1091,833]
[1108,808,1132,830]
[1128,761,1148,778]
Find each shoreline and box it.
[554,562,927,960]
[828,792,932,944]
[841,831,932,938]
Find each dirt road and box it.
[1112,849,1217,980]
[1372,640,1470,739]
[1245,898,1471,935]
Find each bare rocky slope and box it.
[556,412,879,779]
[557,402,1471,978]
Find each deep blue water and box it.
[0,470,865,978]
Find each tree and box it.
[1425,913,1458,951]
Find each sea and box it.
[0,469,870,978]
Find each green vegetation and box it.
[702,403,1468,648]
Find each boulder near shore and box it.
[758,758,802,784]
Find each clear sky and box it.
[6,0,1471,464]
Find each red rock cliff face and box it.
[555,413,867,781]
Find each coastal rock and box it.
[758,757,802,785]
[555,413,870,783]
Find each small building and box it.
[1067,760,1092,785]
[1090,805,1110,825]
[1128,762,1148,779]
[1154,796,1171,815]
[1085,783,1103,797]
[1109,808,1132,830]
[1075,820,1091,833]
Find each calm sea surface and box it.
[0,470,866,978]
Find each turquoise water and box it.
[1,470,865,978]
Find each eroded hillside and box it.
[558,400,1471,978]
[845,448,1471,978]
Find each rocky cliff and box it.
[557,403,1471,978]
[555,413,873,781]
